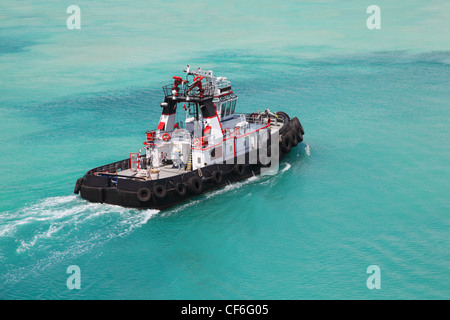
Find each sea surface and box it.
[0,0,449,299]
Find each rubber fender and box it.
[137,187,152,202]
[233,164,245,176]
[187,176,203,194]
[276,111,290,123]
[280,132,293,154]
[152,184,167,199]
[74,178,83,194]
[211,170,223,184]
[290,129,299,146]
[175,182,187,196]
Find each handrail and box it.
[94,172,147,181]
[162,83,214,99]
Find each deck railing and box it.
[162,83,214,99]
[89,158,130,175]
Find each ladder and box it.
[186,149,193,171]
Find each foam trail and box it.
[0,196,159,260]
[0,195,159,285]
[164,174,263,216]
[280,163,291,173]
[208,173,262,196]
[305,144,310,156]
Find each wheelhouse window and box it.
[218,94,238,119]
[225,102,232,116]
[231,100,236,113]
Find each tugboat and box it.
[74,66,305,209]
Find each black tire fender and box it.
[74,178,83,194]
[276,111,290,123]
[233,164,245,176]
[187,176,203,194]
[211,170,222,184]
[137,187,152,202]
[280,132,293,154]
[153,184,167,199]
[175,182,187,196]
[291,129,299,146]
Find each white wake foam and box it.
[280,163,291,173]
[305,144,311,156]
[0,195,159,253]
[0,195,159,286]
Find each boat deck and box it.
[117,164,186,180]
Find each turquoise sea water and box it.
[1,0,449,299]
